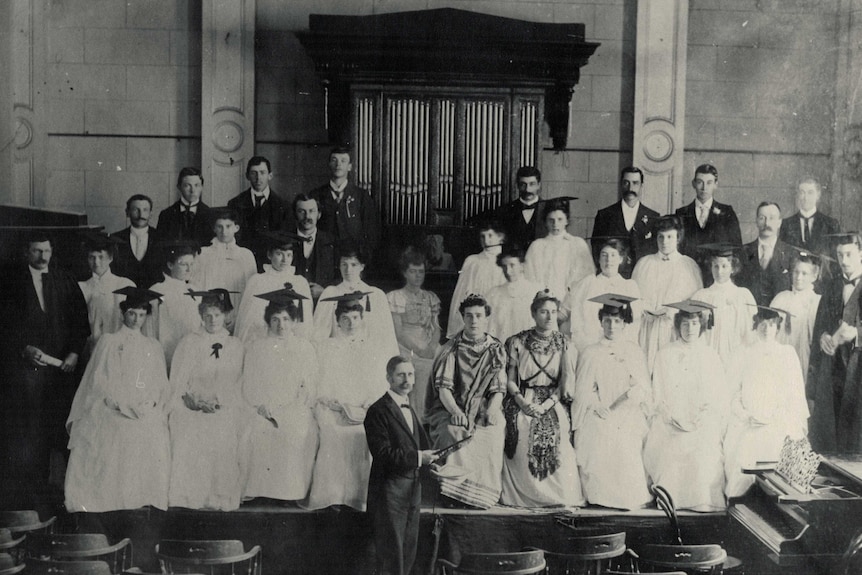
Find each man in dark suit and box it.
[591,166,660,278]
[310,147,381,264]
[808,233,862,453]
[483,166,546,251]
[292,193,337,299]
[675,164,742,282]
[779,177,841,282]
[156,167,214,246]
[228,156,291,271]
[110,194,164,288]
[736,202,793,305]
[365,356,435,575]
[0,232,89,503]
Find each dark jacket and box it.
[675,199,742,282]
[109,226,164,289]
[156,201,214,246]
[736,239,793,306]
[310,183,381,259]
[227,189,291,270]
[490,199,547,251]
[293,229,337,289]
[591,200,660,278]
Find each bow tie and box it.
[399,403,410,409]
[181,204,198,212]
[210,343,222,358]
[845,277,859,287]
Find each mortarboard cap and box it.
[785,244,834,265]
[80,230,122,252]
[588,292,638,323]
[255,283,310,320]
[261,230,311,249]
[748,304,793,334]
[696,242,743,257]
[321,289,373,312]
[186,288,239,312]
[824,231,862,244]
[113,286,163,307]
[665,298,716,329]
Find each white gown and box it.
[241,335,319,501]
[564,273,642,352]
[312,281,398,356]
[303,332,390,511]
[65,326,171,512]
[643,339,728,512]
[632,252,703,370]
[234,264,314,343]
[770,288,820,385]
[146,274,203,370]
[724,340,809,497]
[78,271,135,346]
[447,250,506,338]
[485,278,545,344]
[691,281,757,367]
[573,338,653,510]
[524,233,595,302]
[168,328,245,510]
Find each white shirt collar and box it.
[621,199,640,212]
[251,186,271,202]
[758,235,778,250]
[694,197,714,212]
[330,180,348,194]
[130,226,148,238]
[297,228,316,240]
[387,389,410,407]
[799,208,817,219]
[29,265,47,277]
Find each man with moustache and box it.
[486,166,546,250]
[591,167,660,277]
[364,356,435,575]
[736,202,793,306]
[0,232,89,503]
[780,177,840,283]
[292,193,337,300]
[111,194,164,288]
[157,167,214,245]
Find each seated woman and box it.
[573,294,653,510]
[312,246,397,355]
[387,246,442,421]
[643,300,728,512]
[525,199,594,302]
[234,231,313,343]
[147,241,204,370]
[691,245,756,366]
[564,238,642,352]
[446,221,507,338]
[65,287,170,512]
[303,295,391,511]
[426,295,506,509]
[500,290,583,508]
[168,290,245,510]
[724,306,808,498]
[485,247,544,343]
[242,288,319,503]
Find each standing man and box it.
[737,202,793,306]
[310,147,381,264]
[808,232,862,453]
[591,166,660,277]
[675,164,742,281]
[487,166,546,250]
[0,232,89,503]
[365,356,435,575]
[111,194,163,288]
[780,176,840,283]
[292,193,337,299]
[156,167,213,245]
[228,156,291,270]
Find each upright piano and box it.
[729,455,862,571]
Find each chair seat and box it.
[637,544,727,572]
[25,559,112,575]
[0,512,55,535]
[543,531,627,561]
[26,534,130,559]
[155,540,261,575]
[440,550,546,574]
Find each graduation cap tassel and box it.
[706,311,715,330]
[298,302,304,323]
[622,302,633,324]
[366,295,371,312]
[784,313,791,335]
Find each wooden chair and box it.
[23,559,112,575]
[0,530,26,563]
[605,571,686,575]
[437,550,546,574]
[0,513,55,536]
[24,534,132,574]
[155,540,261,575]
[0,553,25,575]
[531,531,627,574]
[635,544,727,575]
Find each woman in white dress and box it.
[691,247,756,366]
[147,242,203,370]
[632,216,703,370]
[573,294,653,510]
[485,247,544,344]
[78,235,135,352]
[643,300,728,512]
[304,296,391,511]
[168,291,245,510]
[724,306,809,498]
[65,288,170,512]
[387,247,441,422]
[242,292,319,502]
[524,199,594,301]
[564,239,642,351]
[234,232,313,344]
[500,291,584,508]
[312,247,397,355]
[446,222,507,338]
[770,253,822,386]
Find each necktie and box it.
[182,205,193,230]
[759,244,772,270]
[133,234,144,261]
[39,272,50,313]
[332,188,344,203]
[254,195,263,209]
[801,216,811,244]
[697,205,707,229]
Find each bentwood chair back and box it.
[0,553,25,575]
[636,545,726,575]
[0,529,26,563]
[437,550,546,574]
[155,540,261,575]
[0,513,55,536]
[23,559,112,575]
[534,530,627,574]
[24,534,132,574]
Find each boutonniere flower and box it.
[641,215,649,225]
[713,207,721,216]
[645,231,652,239]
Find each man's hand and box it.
[820,332,837,356]
[309,283,325,299]
[420,450,437,466]
[183,393,199,411]
[833,322,857,347]
[60,352,79,373]
[449,411,469,428]
[23,345,48,366]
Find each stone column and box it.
[201,0,255,206]
[632,0,689,213]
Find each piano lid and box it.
[822,454,862,486]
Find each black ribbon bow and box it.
[211,343,222,359]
